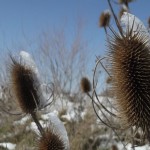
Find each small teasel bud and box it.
[80,77,91,93]
[10,56,40,113]
[38,128,65,150]
[106,77,112,84]
[99,10,111,28]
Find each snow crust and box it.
[13,116,30,125]
[121,12,150,46]
[19,51,39,75]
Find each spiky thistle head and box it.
[38,128,65,150]
[80,77,91,93]
[99,10,111,28]
[108,13,150,139]
[10,56,40,113]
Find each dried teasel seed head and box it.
[99,10,111,28]
[38,129,65,150]
[10,57,40,113]
[108,14,150,139]
[80,77,91,93]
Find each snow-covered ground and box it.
[0,143,16,150]
[1,93,150,150]
[118,143,150,150]
[1,44,150,149]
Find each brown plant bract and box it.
[80,77,91,93]
[109,27,150,139]
[38,129,65,150]
[99,11,111,28]
[10,58,40,113]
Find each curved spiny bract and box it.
[10,57,40,114]
[38,128,66,150]
[108,28,150,139]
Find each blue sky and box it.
[0,0,149,69]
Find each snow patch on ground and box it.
[13,116,30,125]
[0,143,16,150]
[117,142,150,150]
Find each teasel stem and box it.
[90,56,128,149]
[88,57,119,123]
[95,56,111,78]
[31,112,45,136]
[0,106,22,115]
[107,0,124,37]
[87,92,127,150]
[104,27,111,44]
[93,57,117,116]
[0,100,22,116]
[84,58,127,149]
[87,92,114,128]
[131,128,135,150]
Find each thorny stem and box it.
[95,57,111,78]
[104,27,110,43]
[107,0,124,37]
[111,0,119,5]
[87,92,118,128]
[90,56,128,149]
[31,112,45,136]
[87,92,127,150]
[131,128,135,150]
[95,91,117,117]
[88,92,114,129]
[0,105,22,116]
[92,57,117,117]
[0,99,23,115]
